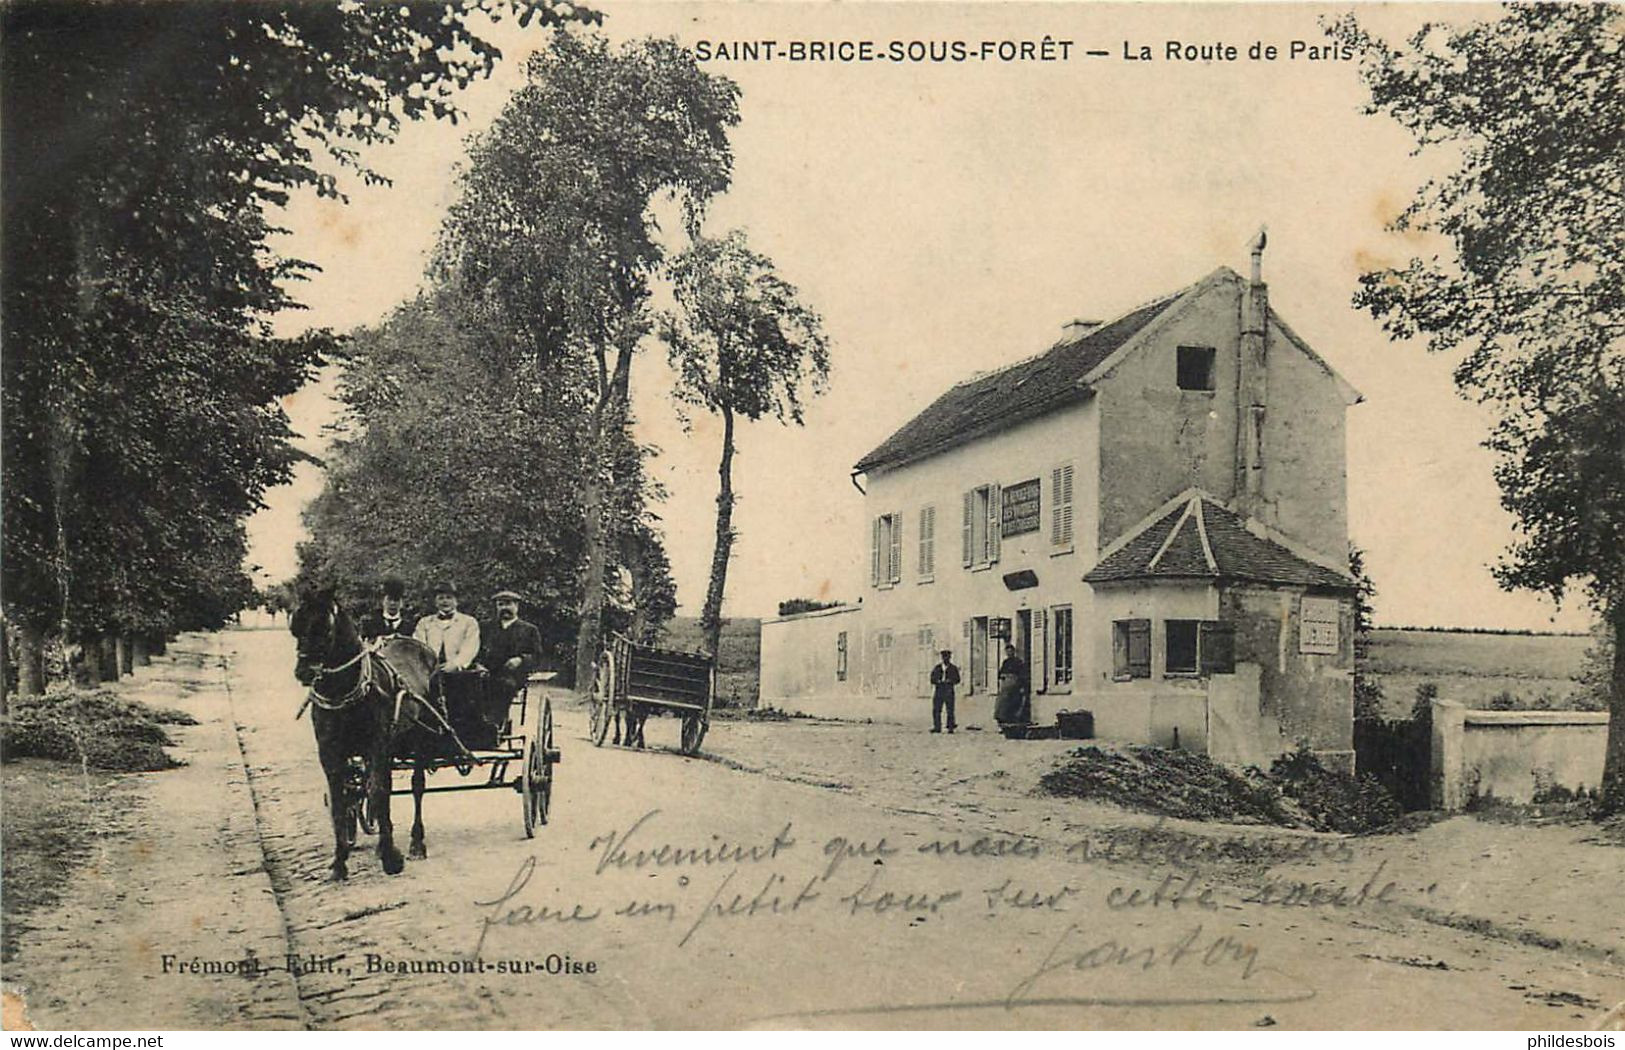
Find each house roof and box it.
[1084,493,1355,590]
[852,266,1362,475]
[851,290,1185,473]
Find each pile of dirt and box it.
[1038,744,1401,833]
[0,688,196,772]
[1039,746,1294,825]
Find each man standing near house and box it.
[413,581,481,671]
[930,649,960,734]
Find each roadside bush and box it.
[0,689,195,772]
[1263,746,1402,833]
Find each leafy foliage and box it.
[1,2,593,689]
[1330,4,1625,812]
[300,292,677,677]
[431,30,740,685]
[1350,543,1385,720]
[660,231,831,656]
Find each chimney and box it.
[1063,319,1103,339]
[1235,227,1269,517]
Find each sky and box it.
[246,1,1597,634]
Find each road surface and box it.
[5,629,1622,1030]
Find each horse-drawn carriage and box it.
[337,667,560,842]
[589,633,713,756]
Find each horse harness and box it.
[298,641,478,771]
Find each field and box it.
[655,615,761,708]
[1365,628,1597,716]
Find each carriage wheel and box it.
[680,713,707,756]
[589,657,613,747]
[522,700,555,837]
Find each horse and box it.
[289,587,453,880]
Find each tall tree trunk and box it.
[99,635,118,682]
[9,624,43,708]
[153,634,167,657]
[572,336,636,691]
[117,632,133,675]
[700,406,736,660]
[1600,604,1625,817]
[78,635,102,686]
[132,634,150,667]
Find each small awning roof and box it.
[1084,493,1354,590]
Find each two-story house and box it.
[759,236,1363,769]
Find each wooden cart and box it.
[588,634,713,756]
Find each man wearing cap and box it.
[480,589,544,701]
[360,577,416,642]
[412,582,481,671]
[929,649,961,734]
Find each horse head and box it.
[290,586,360,686]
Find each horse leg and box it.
[370,744,405,875]
[632,707,646,750]
[314,725,351,881]
[409,759,428,859]
[612,706,622,746]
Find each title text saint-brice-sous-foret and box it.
[693,39,1355,64]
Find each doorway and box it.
[1016,609,1034,700]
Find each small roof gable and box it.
[1084,493,1354,590]
[852,289,1184,473]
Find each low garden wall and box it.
[1430,697,1608,808]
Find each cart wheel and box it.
[589,657,612,747]
[522,700,555,837]
[535,699,554,827]
[680,713,707,756]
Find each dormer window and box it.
[1177,345,1216,391]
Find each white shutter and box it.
[987,483,1002,564]
[1034,608,1048,692]
[1051,464,1074,548]
[889,511,903,584]
[871,517,882,587]
[919,506,935,578]
[962,491,974,567]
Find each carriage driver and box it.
[480,589,543,701]
[359,576,416,642]
[412,581,480,671]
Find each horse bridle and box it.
[299,598,375,711]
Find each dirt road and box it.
[7,628,1622,1029]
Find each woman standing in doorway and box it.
[995,643,1030,730]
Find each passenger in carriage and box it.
[412,581,481,671]
[480,589,543,701]
[359,576,416,642]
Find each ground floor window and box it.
[1166,620,1200,674]
[1051,605,1074,685]
[1112,619,1151,678]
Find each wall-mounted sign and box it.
[1300,596,1341,655]
[1001,478,1041,537]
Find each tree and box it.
[434,30,739,687]
[1330,5,1625,812]
[659,231,831,658]
[301,291,677,675]
[1,1,593,694]
[1349,543,1386,721]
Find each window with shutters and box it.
[1050,462,1074,553]
[1166,620,1200,675]
[1052,605,1074,685]
[917,624,935,695]
[918,505,936,582]
[1112,619,1151,679]
[1165,619,1236,677]
[870,513,903,587]
[962,484,1000,569]
[836,631,848,681]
